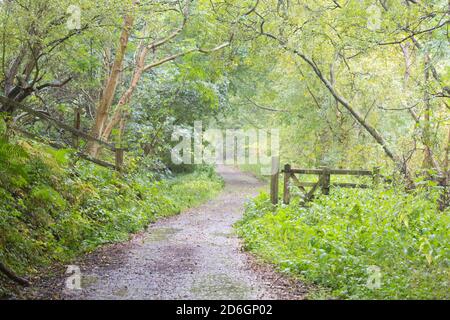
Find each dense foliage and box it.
[1,0,448,171]
[237,187,449,299]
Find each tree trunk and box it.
[422,55,433,169]
[100,44,149,142]
[300,53,401,164]
[73,107,81,148]
[86,8,135,157]
[99,41,230,143]
[442,124,450,181]
[89,3,227,149]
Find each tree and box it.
[86,0,232,157]
[0,0,111,114]
[224,0,449,180]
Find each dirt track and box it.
[27,166,308,300]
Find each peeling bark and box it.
[86,6,136,157]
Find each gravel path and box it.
[27,166,308,300]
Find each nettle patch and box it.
[237,188,450,300]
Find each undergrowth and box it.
[237,187,450,300]
[0,137,223,296]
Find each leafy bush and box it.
[237,187,450,299]
[0,137,29,189]
[0,138,223,296]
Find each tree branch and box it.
[259,26,403,170]
[0,261,30,287]
[143,42,230,72]
[36,77,73,91]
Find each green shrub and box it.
[237,187,450,300]
[0,137,29,189]
[31,185,67,209]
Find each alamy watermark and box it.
[65,265,82,291]
[67,5,82,31]
[171,122,280,175]
[366,2,382,31]
[366,265,382,290]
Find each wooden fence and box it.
[1,96,125,171]
[270,157,381,205]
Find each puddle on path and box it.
[144,227,182,243]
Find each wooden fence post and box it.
[373,166,381,185]
[115,148,124,171]
[283,164,291,205]
[72,108,81,149]
[270,156,280,205]
[320,166,331,195]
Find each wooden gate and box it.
[270,157,381,205]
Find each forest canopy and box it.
[0,0,448,175]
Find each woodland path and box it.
[28,166,307,300]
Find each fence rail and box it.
[270,157,381,205]
[285,168,375,176]
[2,96,126,171]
